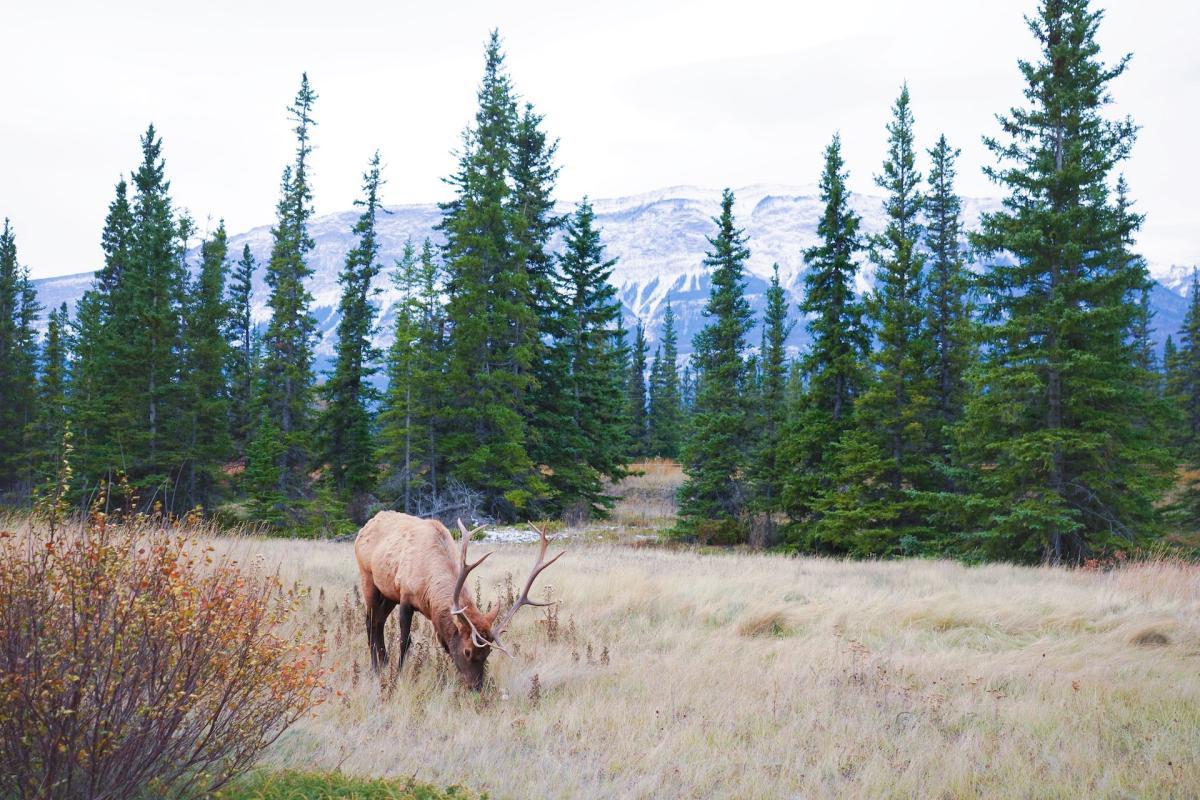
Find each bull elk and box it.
[353,511,564,690]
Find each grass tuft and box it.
[1130,626,1172,647]
[736,609,797,638]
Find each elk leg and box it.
[396,604,415,673]
[370,598,396,673]
[362,580,395,673]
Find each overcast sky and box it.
[4,0,1197,279]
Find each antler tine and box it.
[493,522,567,637]
[451,518,492,614]
[449,519,517,656]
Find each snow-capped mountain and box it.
[32,184,1190,364]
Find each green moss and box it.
[217,770,482,800]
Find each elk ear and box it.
[485,606,501,627]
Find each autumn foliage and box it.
[0,514,327,799]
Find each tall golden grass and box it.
[209,533,1199,799]
[606,458,682,531]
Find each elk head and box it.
[449,519,565,690]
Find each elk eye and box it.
[463,646,472,659]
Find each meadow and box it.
[203,465,1200,799]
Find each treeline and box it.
[669,0,1182,563]
[0,35,633,532]
[0,2,1194,561]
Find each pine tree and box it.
[747,266,793,543]
[545,199,631,517]
[260,74,319,500]
[961,0,1171,563]
[647,300,683,459]
[33,303,70,490]
[676,189,754,542]
[437,32,543,519]
[179,221,232,509]
[925,134,973,471]
[0,219,40,499]
[779,135,869,536]
[626,321,649,458]
[227,244,258,455]
[321,152,385,501]
[814,86,941,555]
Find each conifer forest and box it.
[1,1,1196,566]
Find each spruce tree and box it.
[676,189,754,542]
[961,0,1171,563]
[925,134,973,471]
[626,320,649,458]
[1132,284,1156,378]
[1163,334,1180,400]
[260,74,319,501]
[245,412,286,525]
[680,363,696,412]
[437,32,543,519]
[321,152,385,502]
[1162,276,1200,525]
[379,240,445,512]
[33,303,70,490]
[545,199,631,517]
[779,135,869,537]
[227,244,257,455]
[814,86,940,555]
[647,300,683,459]
[747,266,792,543]
[1115,179,1159,391]
[1174,273,1200,458]
[69,288,108,489]
[71,180,133,485]
[509,104,580,516]
[0,219,40,499]
[179,221,232,509]
[127,126,188,497]
[70,128,188,504]
[511,102,562,323]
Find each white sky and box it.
[3,0,1198,279]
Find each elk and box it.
[353,511,564,690]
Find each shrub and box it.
[690,518,747,546]
[0,514,327,799]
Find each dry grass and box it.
[201,534,1200,799]
[606,459,682,532]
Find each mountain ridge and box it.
[31,184,1189,363]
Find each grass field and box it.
[210,524,1200,799]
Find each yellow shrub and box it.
[0,515,328,799]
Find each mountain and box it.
[32,184,1190,365]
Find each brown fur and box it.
[354,511,498,689]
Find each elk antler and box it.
[492,522,566,641]
[451,519,495,649]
